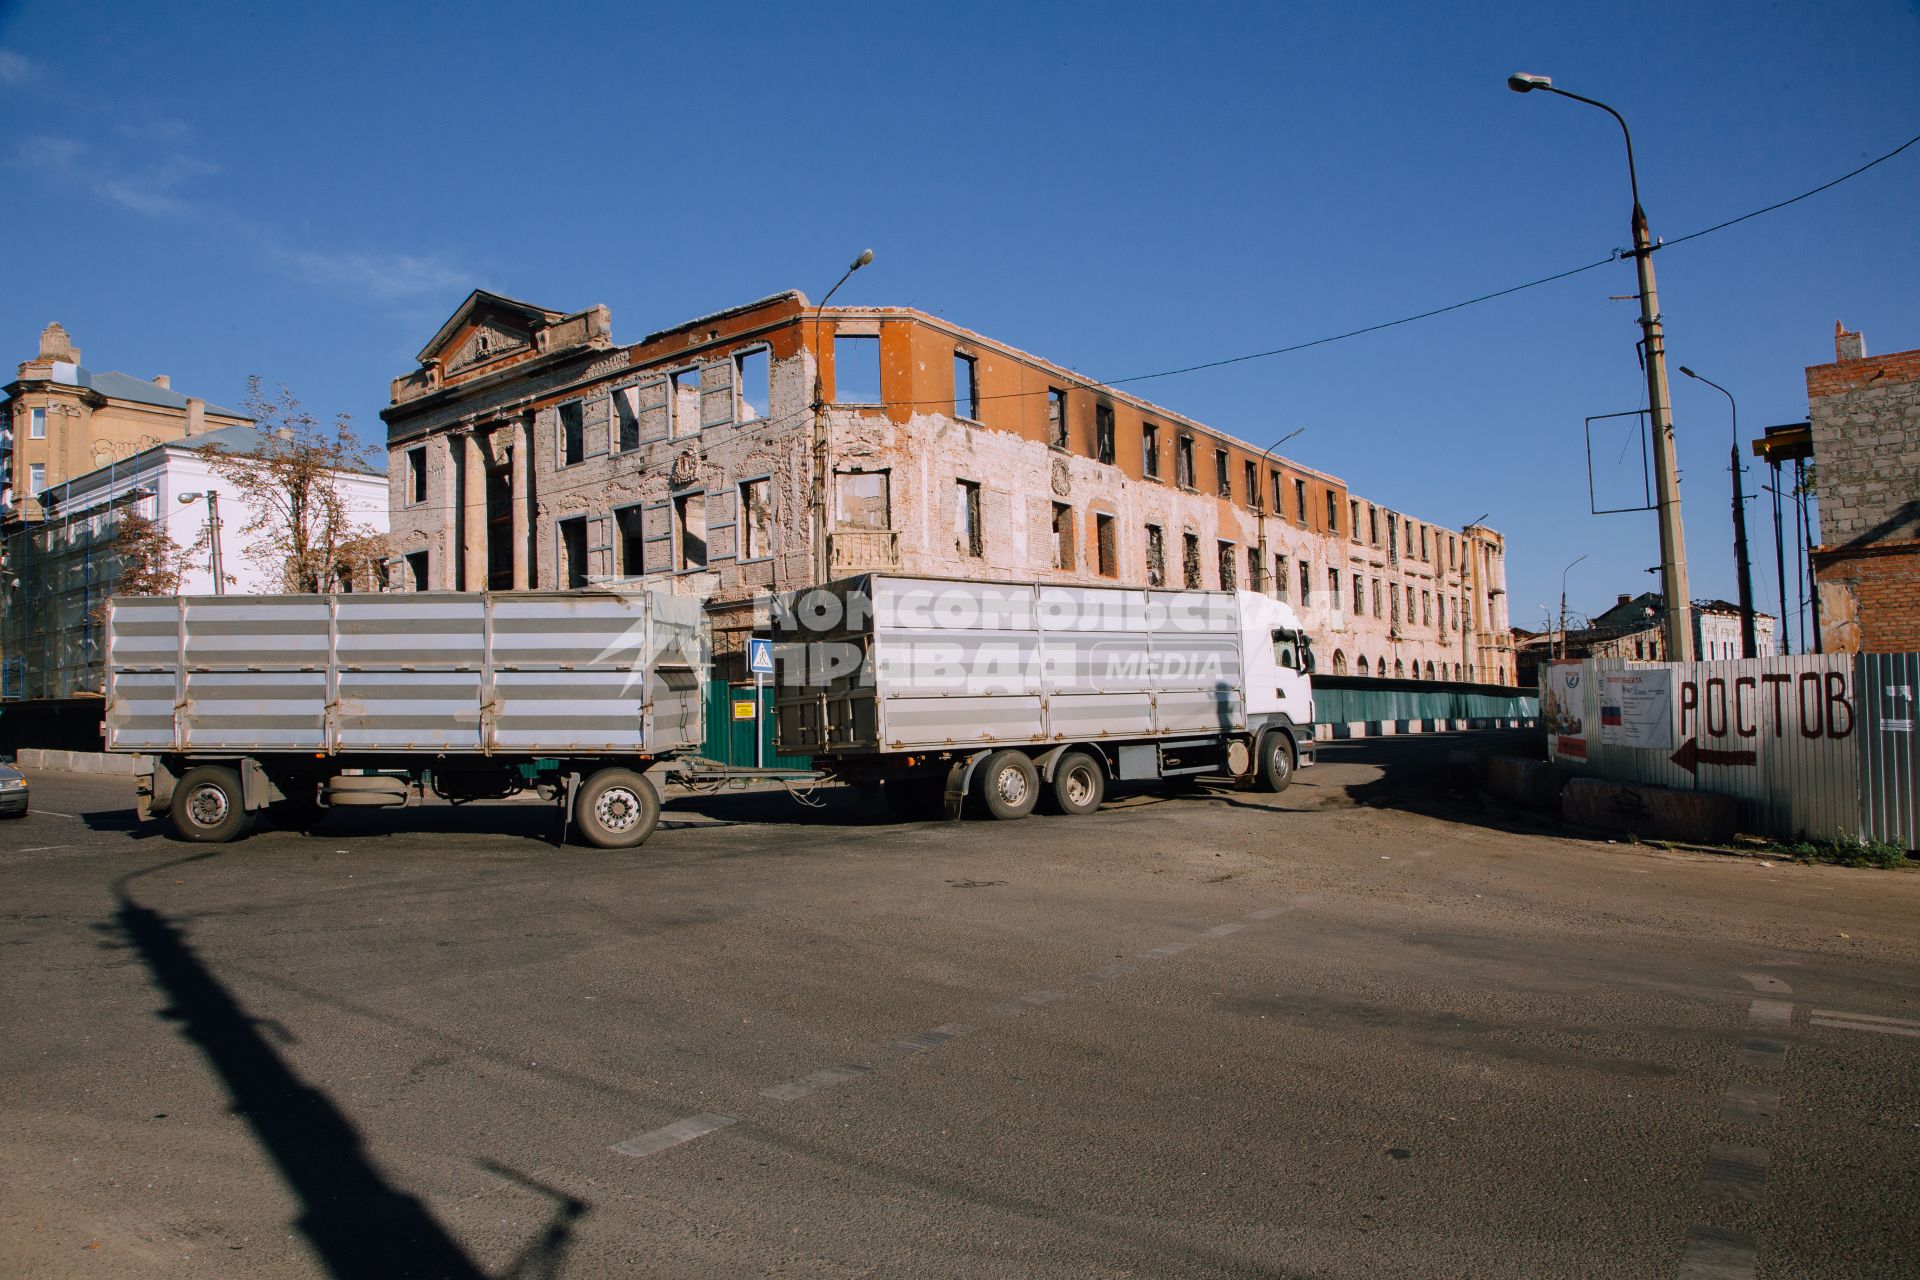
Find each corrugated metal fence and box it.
[1544,653,1917,848]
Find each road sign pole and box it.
[755,670,764,767]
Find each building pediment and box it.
[415,290,565,369]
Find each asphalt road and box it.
[1,736,1916,1279]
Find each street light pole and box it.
[809,249,875,587]
[178,491,225,594]
[1254,427,1306,595]
[1679,366,1757,657]
[1509,73,1693,661]
[1558,553,1587,659]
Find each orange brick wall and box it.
[1814,542,1920,653]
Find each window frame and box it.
[404,446,427,506]
[736,475,775,563]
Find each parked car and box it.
[0,762,27,818]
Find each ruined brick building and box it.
[382,290,1514,683]
[1805,323,1920,653]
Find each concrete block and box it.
[1486,755,1560,808]
[1446,746,1488,787]
[1561,776,1737,845]
[17,748,145,776]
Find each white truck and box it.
[771,575,1315,820]
[104,575,1315,844]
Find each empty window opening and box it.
[674,492,707,571]
[406,447,426,505]
[739,478,772,560]
[559,516,589,588]
[1326,490,1338,532]
[1183,533,1202,589]
[1350,499,1361,540]
[1095,513,1117,577]
[1359,656,1371,677]
[560,401,586,465]
[614,386,642,451]
[1299,559,1310,604]
[1372,580,1383,617]
[1270,470,1283,512]
[736,349,770,422]
[405,550,429,592]
[1218,541,1237,590]
[1215,449,1231,498]
[1146,525,1166,587]
[955,479,982,558]
[1244,461,1257,507]
[1388,513,1399,563]
[832,335,880,405]
[952,352,977,421]
[1294,478,1308,522]
[616,504,646,577]
[1051,503,1075,571]
[671,368,703,436]
[1143,423,1161,478]
[1176,435,1196,488]
[835,470,890,531]
[1094,404,1115,465]
[1048,388,1069,449]
[1248,547,1260,591]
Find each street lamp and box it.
[1679,366,1758,657]
[1558,553,1588,659]
[1509,72,1693,661]
[177,490,225,594]
[810,249,876,585]
[1253,426,1306,594]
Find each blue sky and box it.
[2,0,1916,633]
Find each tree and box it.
[199,379,388,593]
[108,508,186,598]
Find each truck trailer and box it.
[104,575,1315,845]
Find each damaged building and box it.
[382,290,1514,684]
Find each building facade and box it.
[383,290,1514,683]
[0,427,388,701]
[1,322,251,525]
[1805,323,1920,653]
[1514,591,1778,685]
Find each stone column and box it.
[510,418,532,590]
[461,430,488,592]
[434,433,457,590]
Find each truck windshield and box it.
[1272,629,1299,670]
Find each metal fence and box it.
[1543,653,1917,848]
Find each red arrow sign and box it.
[1670,737,1757,775]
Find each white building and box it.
[1693,599,1779,660]
[0,425,387,699]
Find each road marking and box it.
[1697,1143,1769,1203]
[1201,923,1246,939]
[1810,1016,1920,1039]
[1073,963,1136,986]
[20,845,71,852]
[1738,973,1792,995]
[1246,906,1288,920]
[1735,1037,1789,1070]
[1675,1224,1755,1279]
[760,1063,871,1102]
[28,809,77,819]
[1719,1084,1779,1128]
[993,989,1067,1017]
[1141,942,1195,959]
[896,1024,975,1053]
[610,1112,737,1158]
[1810,1008,1920,1028]
[1747,999,1793,1026]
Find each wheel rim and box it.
[1270,743,1291,779]
[186,784,230,828]
[995,766,1030,808]
[594,786,644,833]
[1063,764,1096,808]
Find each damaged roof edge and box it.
[637,291,809,347]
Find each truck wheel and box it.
[574,768,661,849]
[1256,733,1295,793]
[170,766,254,843]
[1050,752,1105,816]
[976,750,1038,821]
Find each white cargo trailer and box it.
[771,575,1316,819]
[107,590,707,846]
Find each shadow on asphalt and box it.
[103,854,587,1277]
[1328,730,1586,841]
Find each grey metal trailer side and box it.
[106,590,707,846]
[770,574,1316,819]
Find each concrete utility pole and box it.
[1509,74,1693,660]
[809,249,874,586]
[178,490,225,594]
[1253,427,1306,595]
[1680,367,1757,657]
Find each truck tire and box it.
[976,750,1038,821]
[574,768,661,849]
[1256,732,1295,793]
[1050,751,1105,816]
[170,766,254,844]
